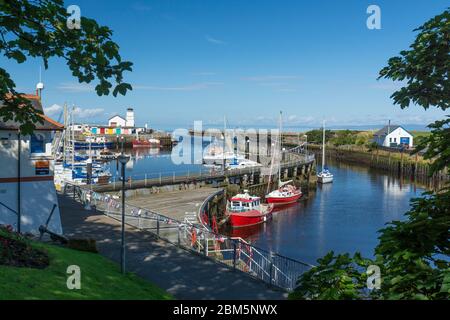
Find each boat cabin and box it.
[228,192,261,212]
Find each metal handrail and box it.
[0,201,18,216]
[61,182,313,291]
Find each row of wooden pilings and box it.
[308,144,448,191]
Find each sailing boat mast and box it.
[322,120,325,172]
[222,115,226,169]
[278,111,282,185]
[71,105,75,174]
[62,103,67,165]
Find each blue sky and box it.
[4,0,449,130]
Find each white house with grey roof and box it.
[373,125,413,148]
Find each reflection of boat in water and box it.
[226,190,274,228]
[226,223,265,238]
[317,120,333,184]
[132,138,160,148]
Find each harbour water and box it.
[238,159,425,264]
[95,146,425,265]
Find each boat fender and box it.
[191,228,197,247]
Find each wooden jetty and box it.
[90,148,315,193]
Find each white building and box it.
[0,94,64,234]
[373,125,414,148]
[108,108,135,128]
[108,115,127,127]
[126,108,135,127]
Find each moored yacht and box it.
[266,181,302,205]
[265,111,303,205]
[317,120,333,184]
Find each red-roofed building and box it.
[0,94,64,234]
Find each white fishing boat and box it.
[317,120,333,184]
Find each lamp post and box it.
[118,152,130,274]
[305,134,308,155]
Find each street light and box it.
[305,134,308,155]
[118,152,130,274]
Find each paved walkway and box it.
[126,187,217,223]
[58,193,287,300]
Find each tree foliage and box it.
[304,128,333,144]
[373,191,450,300]
[290,252,371,300]
[0,0,133,133]
[378,9,449,111]
[291,8,450,300]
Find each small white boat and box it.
[317,120,333,184]
[226,158,262,170]
[317,169,333,184]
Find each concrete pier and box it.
[125,187,218,223]
[58,191,287,299]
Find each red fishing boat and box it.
[265,182,302,206]
[226,191,274,228]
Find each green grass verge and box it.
[411,130,431,138]
[0,232,172,300]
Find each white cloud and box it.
[205,35,227,45]
[44,104,63,116]
[72,107,105,119]
[243,75,300,82]
[44,104,104,119]
[57,82,95,93]
[134,82,223,91]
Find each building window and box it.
[30,134,45,154]
[389,137,392,142]
[394,138,397,142]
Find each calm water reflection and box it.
[244,160,425,264]
[100,147,425,265]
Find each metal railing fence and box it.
[61,182,313,291]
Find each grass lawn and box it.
[411,130,431,138]
[0,231,172,300]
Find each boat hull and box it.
[266,192,302,205]
[74,142,114,150]
[317,175,333,184]
[226,208,273,228]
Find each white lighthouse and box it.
[126,108,135,127]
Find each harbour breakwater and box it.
[307,144,448,191]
